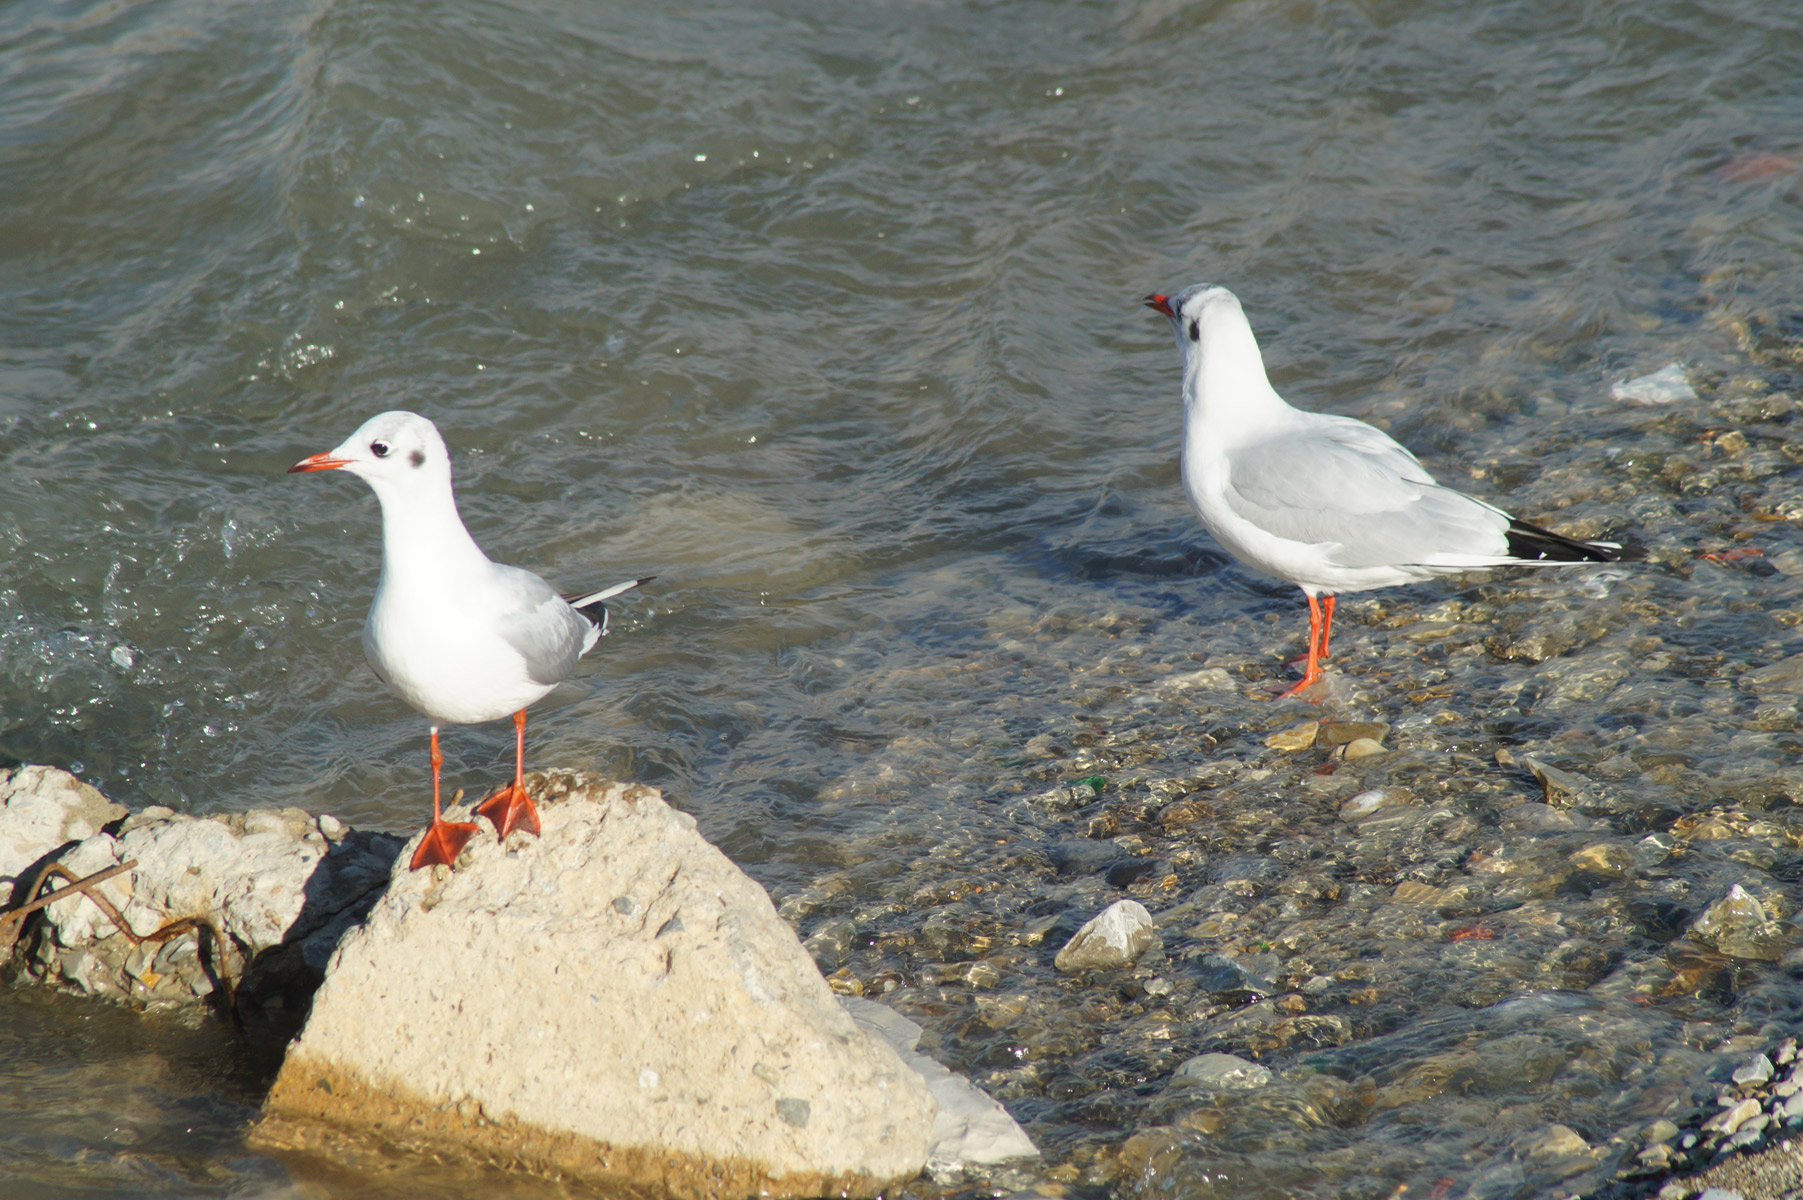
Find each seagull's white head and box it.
[288,410,454,505]
[1144,283,1249,355]
[1144,283,1277,411]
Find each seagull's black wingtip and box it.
[1505,518,1632,563]
[568,576,659,633]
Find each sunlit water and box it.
[4,0,1803,1196]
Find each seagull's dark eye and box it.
[1187,319,1200,343]
[370,440,390,458]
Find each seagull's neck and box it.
[369,473,492,590]
[1181,317,1295,445]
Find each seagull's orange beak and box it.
[288,452,351,473]
[1144,293,1176,318]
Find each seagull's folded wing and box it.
[492,565,595,685]
[1222,423,1511,569]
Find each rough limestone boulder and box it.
[0,764,126,885]
[0,764,399,1013]
[255,773,937,1199]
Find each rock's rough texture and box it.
[255,774,936,1199]
[1054,899,1157,972]
[0,765,126,885]
[0,765,396,1011]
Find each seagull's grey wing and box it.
[1223,420,1509,568]
[491,564,594,685]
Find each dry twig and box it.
[0,857,237,1010]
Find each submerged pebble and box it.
[1054,900,1157,972]
[1168,1052,1272,1092]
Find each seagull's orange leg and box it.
[1317,594,1336,660]
[475,710,541,841]
[409,726,479,871]
[1275,592,1328,700]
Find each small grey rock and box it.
[1691,885,1790,962]
[1032,783,1098,814]
[1191,952,1276,1000]
[1612,363,1696,406]
[1049,839,1119,877]
[1708,1097,1762,1136]
[1744,655,1803,696]
[804,918,858,970]
[1521,757,1590,807]
[1733,1053,1775,1086]
[1634,833,1674,867]
[1339,789,1405,822]
[1516,1123,1589,1161]
[1169,1053,1272,1092]
[1053,900,1157,972]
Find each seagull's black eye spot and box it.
[409,449,425,468]
[370,440,390,458]
[1187,319,1200,343]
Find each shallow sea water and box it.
[3,0,1803,1196]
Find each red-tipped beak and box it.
[1144,293,1175,318]
[288,452,351,473]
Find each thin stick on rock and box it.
[0,858,237,1010]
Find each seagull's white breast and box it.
[362,577,558,725]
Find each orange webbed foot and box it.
[1269,670,1328,702]
[475,784,541,841]
[409,816,480,871]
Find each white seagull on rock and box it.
[1146,284,1624,698]
[291,411,651,870]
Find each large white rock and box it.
[255,774,936,1199]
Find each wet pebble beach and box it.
[770,381,1803,1199]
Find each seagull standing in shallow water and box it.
[291,411,651,869]
[1145,284,1623,698]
